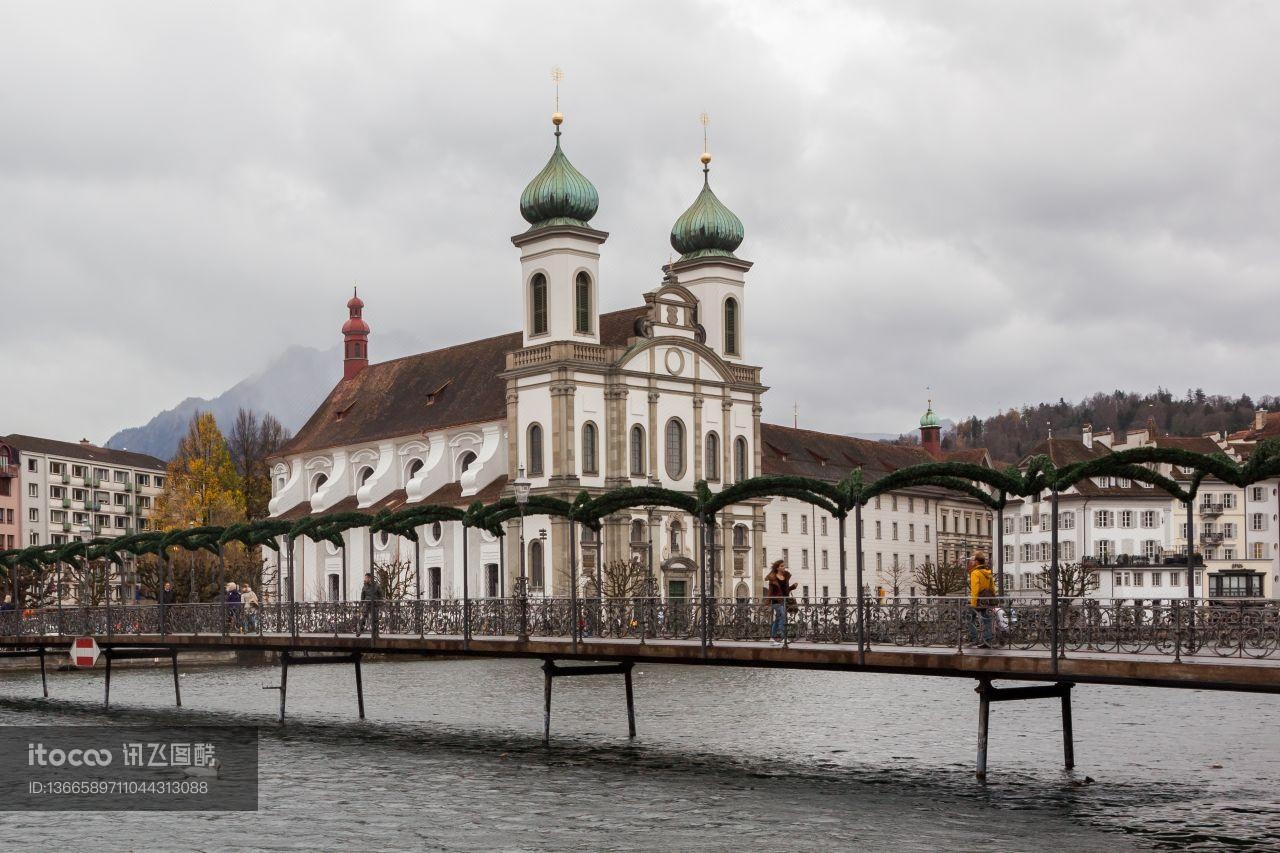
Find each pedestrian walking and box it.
[765,560,796,646]
[968,553,996,648]
[358,572,382,635]
[224,582,242,633]
[241,585,260,632]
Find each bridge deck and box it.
[3,632,1278,694]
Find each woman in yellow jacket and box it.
[967,553,996,648]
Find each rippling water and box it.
[0,657,1277,851]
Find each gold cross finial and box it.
[699,112,712,168]
[551,66,565,124]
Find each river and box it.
[0,658,1276,851]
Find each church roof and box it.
[760,423,941,484]
[279,307,648,457]
[670,167,744,261]
[519,132,599,229]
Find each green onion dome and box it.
[670,157,744,261]
[519,120,599,229]
[920,403,941,429]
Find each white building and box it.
[265,113,993,603]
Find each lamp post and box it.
[514,465,531,641]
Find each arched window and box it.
[704,431,720,481]
[528,424,544,477]
[630,425,646,476]
[458,451,477,476]
[664,418,686,479]
[734,437,749,482]
[406,458,424,481]
[733,524,749,547]
[581,422,599,475]
[574,271,592,334]
[358,466,374,487]
[724,297,739,355]
[530,273,548,336]
[670,520,683,553]
[311,473,328,497]
[530,540,545,590]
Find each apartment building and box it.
[5,435,166,548]
[0,439,19,551]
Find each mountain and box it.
[106,331,425,460]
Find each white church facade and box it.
[265,112,993,604]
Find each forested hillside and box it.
[925,389,1277,464]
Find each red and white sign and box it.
[69,636,100,668]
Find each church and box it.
[266,110,994,604]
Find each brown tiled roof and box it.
[1151,436,1222,455]
[278,308,649,457]
[420,475,509,508]
[761,423,938,484]
[4,434,167,471]
[277,500,313,521]
[1019,438,1107,468]
[945,448,990,465]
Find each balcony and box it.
[61,521,71,532]
[86,501,101,512]
[1201,531,1225,545]
[125,482,136,493]
[60,497,71,509]
[1200,503,1224,517]
[85,477,100,488]
[57,470,69,484]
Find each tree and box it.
[877,559,910,600]
[156,411,244,529]
[912,559,968,597]
[597,557,649,599]
[1029,562,1100,599]
[371,558,417,601]
[227,409,292,520]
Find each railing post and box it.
[854,502,866,663]
[1173,598,1183,663]
[837,514,848,644]
[1050,488,1061,672]
[569,520,579,653]
[461,521,470,648]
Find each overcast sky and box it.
[3,1,1278,443]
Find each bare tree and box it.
[64,558,114,605]
[1030,562,1100,599]
[877,560,910,600]
[227,409,292,521]
[372,558,417,601]
[912,560,968,597]
[597,557,649,599]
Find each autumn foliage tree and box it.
[156,412,244,529]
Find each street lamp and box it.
[514,465,531,641]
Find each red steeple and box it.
[343,287,370,380]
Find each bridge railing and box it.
[2,597,1277,661]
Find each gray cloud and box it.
[2,0,1277,442]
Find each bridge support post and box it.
[39,647,48,699]
[540,659,636,746]
[171,651,181,708]
[974,679,1076,780]
[273,650,366,724]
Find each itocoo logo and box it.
[27,743,113,767]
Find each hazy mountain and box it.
[106,331,425,460]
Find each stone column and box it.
[692,393,704,480]
[647,389,660,480]
[604,385,629,488]
[722,399,733,480]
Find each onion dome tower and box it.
[663,131,752,361]
[512,101,608,348]
[670,152,745,261]
[920,399,942,457]
[342,287,370,380]
[519,113,599,230]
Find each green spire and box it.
[670,159,744,261]
[920,399,941,429]
[519,121,599,230]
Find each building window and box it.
[908,523,915,542]
[1250,513,1266,532]
[1096,540,1113,562]
[801,515,808,535]
[1021,516,1033,533]
[459,452,477,475]
[892,522,899,540]
[1251,487,1265,502]
[630,426,646,476]
[733,437,749,482]
[28,483,38,498]
[875,520,881,539]
[574,271,592,334]
[704,432,719,481]
[1061,541,1075,561]
[1119,510,1134,528]
[530,540,545,590]
[671,520,683,553]
[530,273,548,335]
[664,418,686,478]
[924,524,931,543]
[1143,540,1160,560]
[311,473,328,497]
[137,474,150,487]
[820,517,828,536]
[781,514,789,534]
[28,508,38,522]
[1253,542,1267,560]
[581,422,599,475]
[1095,510,1113,528]
[358,466,374,487]
[1141,510,1156,528]
[27,458,37,472]
[1060,511,1075,530]
[724,297,739,355]
[528,424,544,477]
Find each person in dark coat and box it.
[160,581,177,632]
[224,582,243,633]
[765,560,797,646]
[358,572,382,635]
